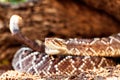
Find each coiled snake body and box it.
[10,15,120,77]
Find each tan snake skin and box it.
[45,34,120,57]
[10,15,118,78]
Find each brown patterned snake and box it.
[45,35,120,57]
[10,15,119,77]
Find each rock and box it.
[82,0,120,21]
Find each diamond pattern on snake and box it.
[10,15,119,77]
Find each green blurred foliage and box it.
[0,0,27,4]
[0,59,9,66]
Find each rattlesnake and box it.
[10,15,120,78]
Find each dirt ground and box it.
[0,0,120,75]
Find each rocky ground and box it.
[0,0,120,79]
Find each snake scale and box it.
[10,15,120,78]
